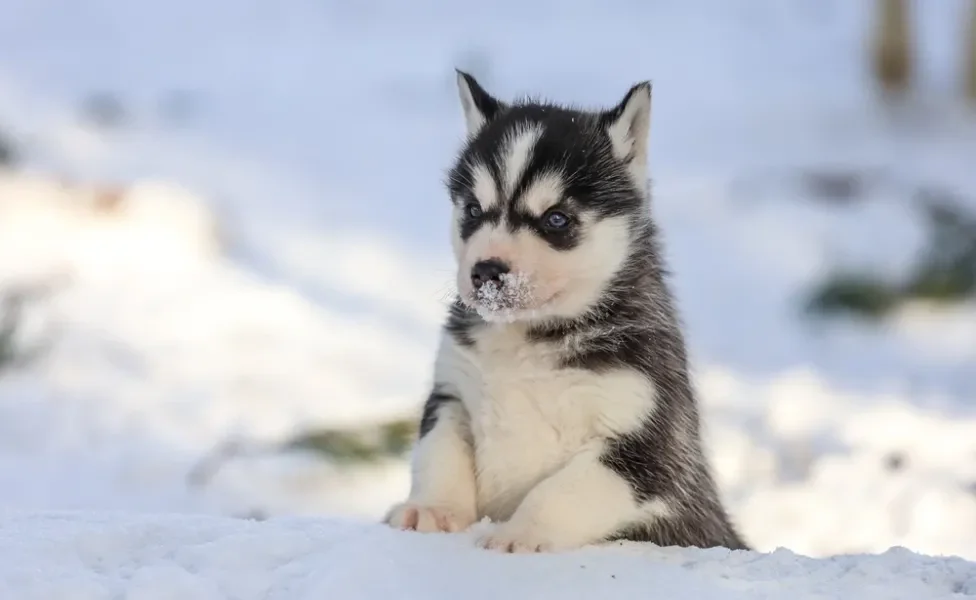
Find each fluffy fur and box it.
[383,71,748,553]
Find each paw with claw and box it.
[476,521,571,554]
[384,503,475,534]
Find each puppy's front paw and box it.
[384,503,474,534]
[476,522,570,554]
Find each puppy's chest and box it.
[459,330,601,452]
[448,326,654,518]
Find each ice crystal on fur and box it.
[473,272,533,313]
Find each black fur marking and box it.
[456,70,504,124]
[610,513,750,551]
[532,207,582,251]
[444,300,481,348]
[419,387,461,438]
[458,205,501,241]
[503,201,582,251]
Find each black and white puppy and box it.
[384,71,748,553]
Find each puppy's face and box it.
[446,73,652,323]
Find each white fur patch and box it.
[605,84,651,192]
[501,125,543,198]
[470,162,497,209]
[542,214,631,319]
[477,445,671,552]
[518,171,564,217]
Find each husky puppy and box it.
[384,71,748,553]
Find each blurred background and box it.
[0,0,974,560]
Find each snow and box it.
[1,511,974,600]
[1,0,976,594]
[473,271,536,319]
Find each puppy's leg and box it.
[477,443,661,552]
[385,389,478,534]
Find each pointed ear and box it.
[455,69,504,136]
[602,81,652,189]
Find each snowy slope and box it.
[0,511,974,600]
[0,0,974,567]
[0,172,419,519]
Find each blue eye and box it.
[543,210,570,230]
[465,203,483,219]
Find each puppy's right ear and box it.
[601,81,652,191]
[455,70,504,136]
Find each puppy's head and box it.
[446,71,652,323]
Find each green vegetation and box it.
[805,192,976,320]
[283,418,417,464]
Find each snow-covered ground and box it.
[2,510,975,600]
[0,0,976,591]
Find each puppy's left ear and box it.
[601,81,652,190]
[455,69,505,137]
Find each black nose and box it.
[471,259,510,290]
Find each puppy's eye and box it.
[465,203,483,219]
[542,210,570,230]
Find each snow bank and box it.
[0,173,220,282]
[0,511,973,600]
[0,171,421,518]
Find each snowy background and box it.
[1,0,976,597]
